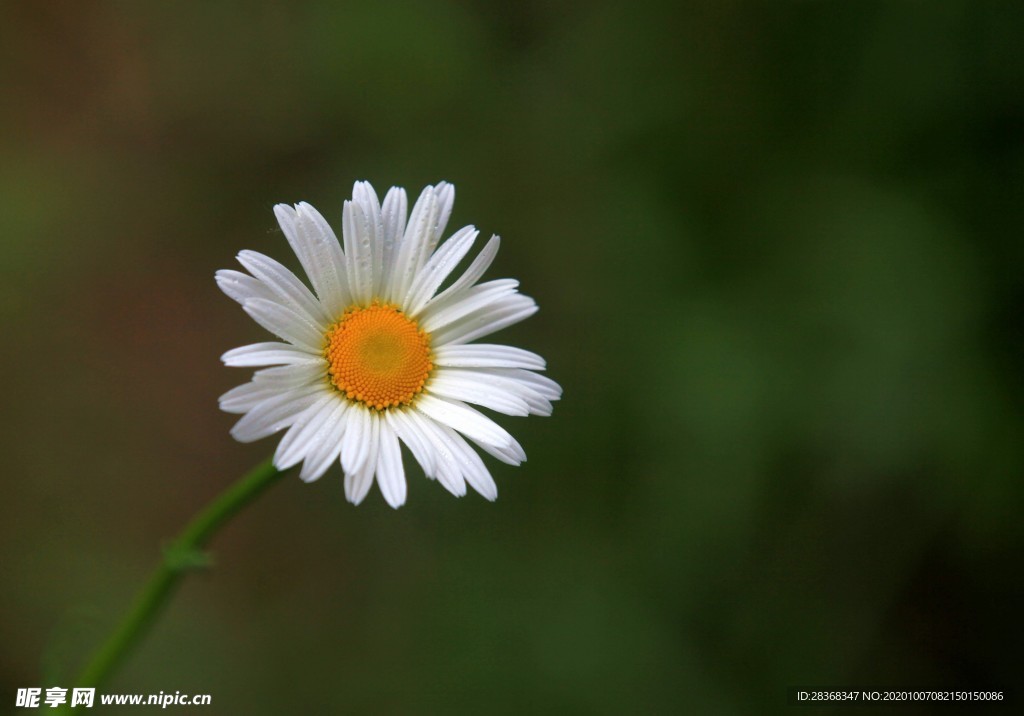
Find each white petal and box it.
[437,423,498,501]
[221,342,322,368]
[388,182,454,302]
[342,198,374,305]
[467,433,526,466]
[432,182,456,249]
[387,185,437,302]
[216,269,276,305]
[405,226,478,317]
[352,181,385,296]
[274,393,340,469]
[486,368,563,401]
[219,381,279,414]
[432,344,545,370]
[414,395,515,448]
[434,368,552,416]
[379,186,408,295]
[407,412,466,496]
[423,235,500,310]
[275,202,338,309]
[251,360,319,378]
[386,409,436,479]
[250,365,321,387]
[344,456,376,506]
[298,401,348,482]
[428,372,531,416]
[344,414,379,504]
[236,250,331,327]
[243,298,325,353]
[273,202,300,245]
[376,418,407,508]
[221,366,322,414]
[339,405,373,474]
[429,294,538,346]
[442,399,527,459]
[229,385,323,443]
[420,279,520,333]
[293,202,351,315]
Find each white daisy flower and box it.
[217,181,561,508]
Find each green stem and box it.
[64,459,283,710]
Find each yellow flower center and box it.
[324,303,433,411]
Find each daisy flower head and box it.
[217,181,561,508]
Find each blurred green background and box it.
[2,1,1022,713]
